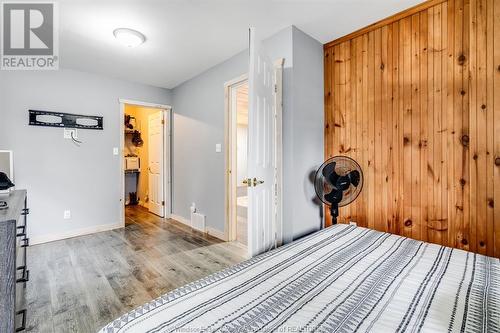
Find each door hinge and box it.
[162,201,165,206]
[274,84,278,93]
[162,120,165,125]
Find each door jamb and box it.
[119,99,172,227]
[224,74,248,242]
[274,58,284,247]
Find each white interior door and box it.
[148,111,165,217]
[247,28,276,257]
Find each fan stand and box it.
[330,203,339,225]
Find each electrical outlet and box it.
[215,143,222,153]
[64,210,71,219]
[64,128,77,139]
[349,221,357,227]
[113,147,119,155]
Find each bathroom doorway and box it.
[232,79,249,247]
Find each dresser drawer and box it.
[15,221,28,291]
[0,190,28,333]
[11,194,28,332]
[15,270,27,332]
[15,248,28,283]
[15,270,29,332]
[15,234,28,266]
[14,308,27,333]
[15,207,29,332]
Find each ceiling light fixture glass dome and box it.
[113,28,146,48]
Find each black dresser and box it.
[0,190,29,332]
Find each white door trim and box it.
[119,99,171,110]
[274,58,284,247]
[119,99,172,227]
[224,74,248,242]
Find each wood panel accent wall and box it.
[323,0,500,257]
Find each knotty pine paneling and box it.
[324,0,500,257]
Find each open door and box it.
[247,28,276,257]
[148,110,165,217]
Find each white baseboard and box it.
[170,214,191,227]
[206,226,227,241]
[170,214,227,242]
[30,222,123,245]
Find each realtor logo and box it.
[1,2,59,70]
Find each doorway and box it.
[119,99,171,226]
[225,58,283,254]
[231,79,249,247]
[225,75,249,248]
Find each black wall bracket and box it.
[29,110,103,130]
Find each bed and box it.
[99,224,500,333]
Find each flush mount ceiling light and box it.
[113,28,146,48]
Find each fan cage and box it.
[314,155,363,208]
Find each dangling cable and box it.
[71,131,83,145]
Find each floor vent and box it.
[191,212,206,232]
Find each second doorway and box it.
[123,102,170,218]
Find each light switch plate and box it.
[64,210,71,219]
[113,147,119,155]
[215,143,222,153]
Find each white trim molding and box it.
[170,213,227,242]
[206,227,227,242]
[169,214,191,228]
[274,58,284,247]
[118,99,171,110]
[30,222,123,245]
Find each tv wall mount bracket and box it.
[28,110,103,130]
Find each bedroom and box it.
[0,0,498,332]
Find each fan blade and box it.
[348,170,361,187]
[325,189,343,204]
[322,162,341,187]
[322,161,336,178]
[336,175,351,191]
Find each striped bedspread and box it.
[100,224,500,333]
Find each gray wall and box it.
[0,69,171,241]
[286,27,325,241]
[171,26,323,242]
[171,26,295,233]
[171,51,248,231]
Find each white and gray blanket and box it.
[100,224,500,333]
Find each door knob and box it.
[242,178,252,187]
[252,178,264,187]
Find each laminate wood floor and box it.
[25,206,247,333]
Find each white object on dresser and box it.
[0,151,14,195]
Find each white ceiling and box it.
[59,0,423,89]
